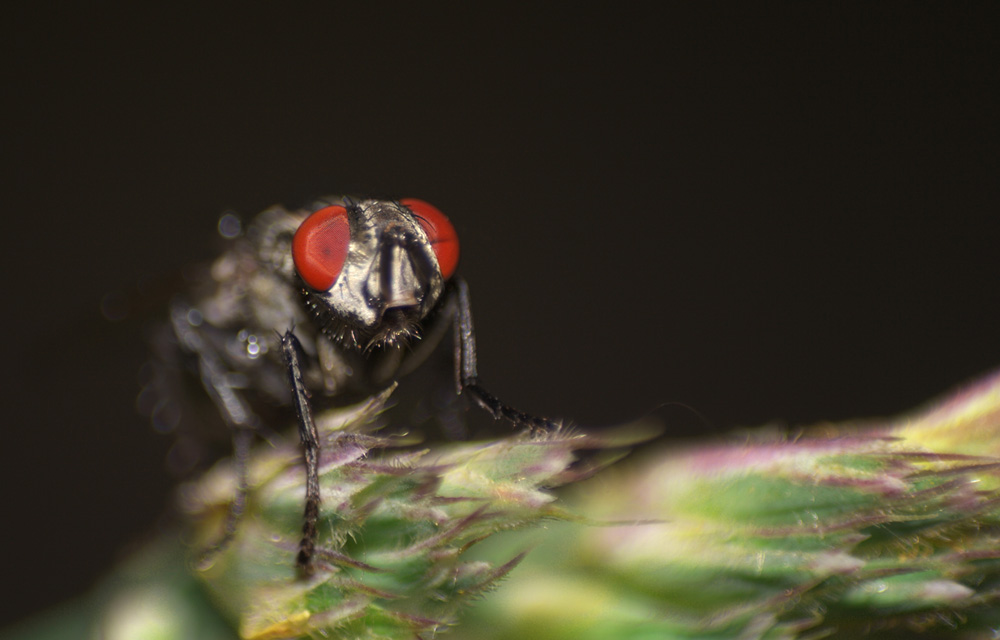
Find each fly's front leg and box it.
[170,302,256,561]
[280,330,321,577]
[449,278,559,433]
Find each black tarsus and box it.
[280,329,322,577]
[449,278,558,433]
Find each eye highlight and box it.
[292,205,351,291]
[401,198,460,280]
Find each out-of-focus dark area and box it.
[2,4,998,630]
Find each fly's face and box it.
[292,199,460,350]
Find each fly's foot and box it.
[465,381,559,435]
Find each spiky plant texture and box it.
[452,371,1000,640]
[179,389,631,640]
[5,372,1000,640]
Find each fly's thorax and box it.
[251,205,308,280]
[247,269,310,343]
[198,205,311,359]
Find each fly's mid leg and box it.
[170,300,260,566]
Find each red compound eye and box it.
[293,205,351,291]
[401,198,460,280]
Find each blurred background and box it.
[3,4,998,630]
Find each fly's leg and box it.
[280,330,321,577]
[170,302,257,563]
[449,278,559,433]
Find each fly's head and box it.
[292,198,459,351]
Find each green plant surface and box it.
[6,372,1000,639]
[452,371,1000,640]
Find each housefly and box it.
[153,197,557,576]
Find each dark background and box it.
[3,4,998,630]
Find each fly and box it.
[158,197,557,576]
